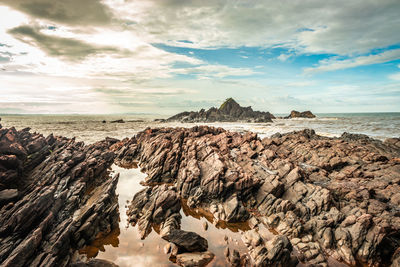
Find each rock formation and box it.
[2,123,400,266]
[114,126,400,267]
[110,119,125,123]
[166,98,275,123]
[0,126,119,267]
[285,110,316,118]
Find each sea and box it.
[1,113,399,144]
[1,113,399,267]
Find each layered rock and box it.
[116,126,400,266]
[2,122,400,266]
[0,126,119,267]
[166,98,275,123]
[285,110,316,118]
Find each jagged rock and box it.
[392,248,400,267]
[225,248,241,267]
[175,251,215,267]
[0,126,119,267]
[126,185,181,239]
[285,110,316,118]
[167,98,275,123]
[0,189,18,203]
[2,123,400,267]
[242,229,297,267]
[117,126,400,266]
[162,229,208,253]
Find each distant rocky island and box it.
[166,98,275,123]
[285,110,316,119]
[165,98,316,123]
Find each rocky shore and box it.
[166,98,275,123]
[1,122,400,266]
[114,126,400,267]
[0,125,119,267]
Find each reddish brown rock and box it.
[2,124,400,267]
[117,126,400,266]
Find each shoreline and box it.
[0,124,400,266]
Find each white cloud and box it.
[0,1,399,113]
[172,64,256,78]
[304,48,400,74]
[277,54,291,62]
[389,72,400,81]
[102,0,400,56]
[388,64,400,80]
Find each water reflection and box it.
[79,228,120,258]
[80,164,251,267]
[80,164,351,267]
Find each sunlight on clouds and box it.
[0,0,399,113]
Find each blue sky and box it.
[0,0,399,114]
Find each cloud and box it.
[0,0,399,113]
[8,25,121,60]
[1,0,112,25]
[389,72,400,81]
[304,48,400,74]
[172,64,256,78]
[104,0,400,55]
[277,54,291,62]
[388,64,400,80]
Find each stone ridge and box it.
[166,98,275,123]
[114,126,400,267]
[2,123,400,266]
[0,126,119,267]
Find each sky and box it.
[0,0,399,115]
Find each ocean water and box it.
[0,113,399,144]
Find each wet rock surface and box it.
[166,98,275,123]
[0,126,119,267]
[115,126,400,266]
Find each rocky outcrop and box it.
[167,98,275,123]
[0,126,119,267]
[175,251,215,267]
[162,229,208,252]
[115,126,400,266]
[242,231,298,267]
[285,110,316,118]
[2,122,400,267]
[126,184,182,239]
